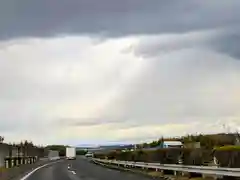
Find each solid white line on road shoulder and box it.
[71,171,76,175]
[20,160,61,180]
[67,170,81,180]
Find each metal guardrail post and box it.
[5,159,9,168]
[16,157,18,166]
[11,159,14,168]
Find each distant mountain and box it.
[99,144,135,149]
[76,143,135,150]
[76,144,99,148]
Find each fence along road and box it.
[92,158,240,177]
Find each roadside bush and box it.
[214,145,240,151]
[148,148,182,164]
[182,148,213,165]
[214,145,240,168]
[94,153,106,159]
[96,148,183,164]
[76,150,87,155]
[95,148,215,166]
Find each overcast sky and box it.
[1,0,240,146]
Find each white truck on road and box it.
[66,147,76,160]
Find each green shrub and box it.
[96,148,214,165]
[76,150,87,155]
[214,145,240,151]
[214,146,240,167]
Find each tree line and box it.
[0,137,45,157]
[140,133,239,149]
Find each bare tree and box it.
[234,129,240,145]
[0,136,4,143]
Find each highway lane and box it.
[25,160,71,180]
[23,157,158,180]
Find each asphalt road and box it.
[23,157,157,180]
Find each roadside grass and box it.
[214,145,240,151]
[0,167,7,172]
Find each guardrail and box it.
[0,157,55,180]
[4,156,38,168]
[92,158,240,177]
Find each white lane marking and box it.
[20,160,61,180]
[67,170,81,180]
[71,171,76,175]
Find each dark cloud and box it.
[132,28,240,60]
[57,117,126,127]
[211,30,240,59]
[56,116,146,128]
[0,0,240,40]
[1,0,240,144]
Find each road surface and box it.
[23,157,158,180]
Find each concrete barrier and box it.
[0,144,9,167]
[0,143,52,180]
[11,146,18,157]
[0,159,52,180]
